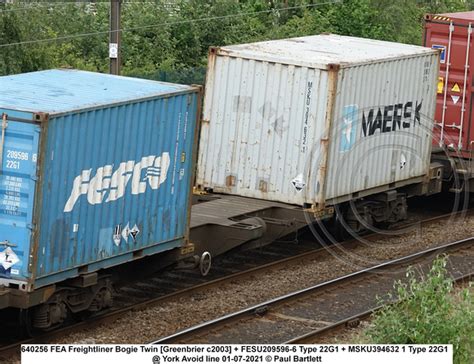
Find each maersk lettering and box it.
[362,101,422,137]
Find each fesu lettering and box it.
[362,101,422,137]
[64,153,170,212]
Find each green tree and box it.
[365,257,474,364]
[1,0,474,79]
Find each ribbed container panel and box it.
[326,54,439,200]
[0,70,199,289]
[197,35,439,207]
[198,54,329,205]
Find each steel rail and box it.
[0,210,470,357]
[284,271,473,344]
[152,236,474,344]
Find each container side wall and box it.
[197,55,328,205]
[34,92,198,285]
[325,54,439,200]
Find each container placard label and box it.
[0,247,20,270]
[291,173,306,192]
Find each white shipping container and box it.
[197,35,440,210]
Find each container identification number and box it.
[4,149,36,170]
[7,150,29,161]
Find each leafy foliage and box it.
[0,0,473,82]
[365,257,474,364]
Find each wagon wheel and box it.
[199,252,212,277]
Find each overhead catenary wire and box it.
[0,0,342,48]
[0,0,293,12]
[0,1,165,14]
[0,0,327,13]
[0,1,95,13]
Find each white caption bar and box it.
[21,344,452,364]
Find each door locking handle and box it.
[0,240,17,248]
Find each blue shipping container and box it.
[0,69,200,291]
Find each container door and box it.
[425,19,473,153]
[0,113,40,287]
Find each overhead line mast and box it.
[109,0,121,75]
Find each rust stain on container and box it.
[226,175,236,187]
[197,34,439,207]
